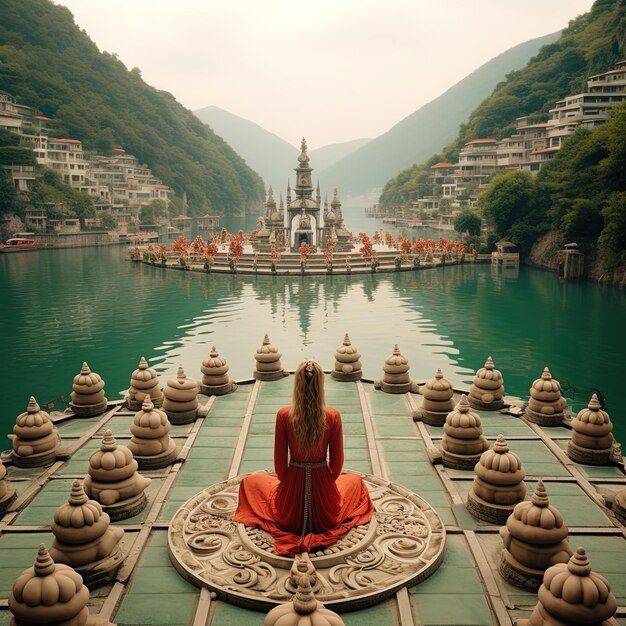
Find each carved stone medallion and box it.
[168,473,445,611]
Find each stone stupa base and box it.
[11,447,58,469]
[499,550,544,591]
[614,492,626,526]
[413,408,450,426]
[330,370,362,382]
[524,408,564,427]
[168,473,446,612]
[199,381,237,396]
[567,441,611,466]
[468,397,503,411]
[165,408,198,425]
[466,490,517,525]
[133,440,179,470]
[376,380,414,394]
[253,369,288,382]
[127,396,163,412]
[0,484,17,513]
[441,450,482,471]
[102,491,148,522]
[74,549,126,590]
[69,399,109,418]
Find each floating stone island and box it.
[0,341,624,626]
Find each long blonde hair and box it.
[289,360,327,455]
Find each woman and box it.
[234,360,374,556]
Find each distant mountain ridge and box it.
[193,106,372,192]
[318,31,560,198]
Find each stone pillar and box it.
[568,394,614,465]
[331,334,362,382]
[200,346,236,395]
[468,356,504,411]
[415,369,455,425]
[127,356,163,411]
[162,365,199,425]
[127,397,178,468]
[499,480,572,590]
[525,367,567,426]
[375,344,416,393]
[49,480,124,589]
[83,430,150,522]
[467,434,526,524]
[69,362,108,417]
[517,548,618,626]
[0,458,17,513]
[9,397,59,468]
[253,334,288,381]
[441,395,489,470]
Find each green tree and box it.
[598,192,626,269]
[478,170,538,238]
[99,211,118,230]
[0,168,18,217]
[454,209,482,238]
[140,199,168,225]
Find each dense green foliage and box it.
[479,103,626,268]
[0,0,264,216]
[454,210,482,238]
[381,0,626,210]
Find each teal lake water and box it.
[1,208,624,445]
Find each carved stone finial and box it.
[200,346,236,396]
[331,334,362,382]
[499,479,572,590]
[162,365,199,425]
[467,434,526,524]
[415,368,455,425]
[10,396,59,467]
[441,395,489,470]
[526,366,566,426]
[0,457,17,513]
[254,334,287,381]
[376,344,414,394]
[469,356,504,411]
[70,361,108,417]
[568,393,614,465]
[127,356,163,410]
[517,548,618,626]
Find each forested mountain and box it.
[381,0,626,209]
[317,31,560,198]
[0,0,264,216]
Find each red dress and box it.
[234,406,374,556]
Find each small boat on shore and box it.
[0,234,39,253]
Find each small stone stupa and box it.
[567,394,614,465]
[49,480,124,589]
[199,346,236,395]
[467,434,527,524]
[499,480,573,590]
[9,397,59,468]
[126,356,163,411]
[415,368,455,425]
[8,544,115,626]
[469,356,505,410]
[331,334,362,382]
[264,570,346,626]
[0,457,17,513]
[69,362,108,417]
[441,395,489,470]
[162,365,199,425]
[83,430,150,521]
[127,397,178,468]
[525,367,567,426]
[253,334,288,381]
[517,548,618,626]
[375,345,416,393]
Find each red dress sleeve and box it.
[328,409,344,480]
[274,409,289,480]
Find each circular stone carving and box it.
[168,473,446,612]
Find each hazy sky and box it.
[57,0,595,149]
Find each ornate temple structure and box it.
[254,138,352,252]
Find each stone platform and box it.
[167,473,446,612]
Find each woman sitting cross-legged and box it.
[234,360,374,556]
